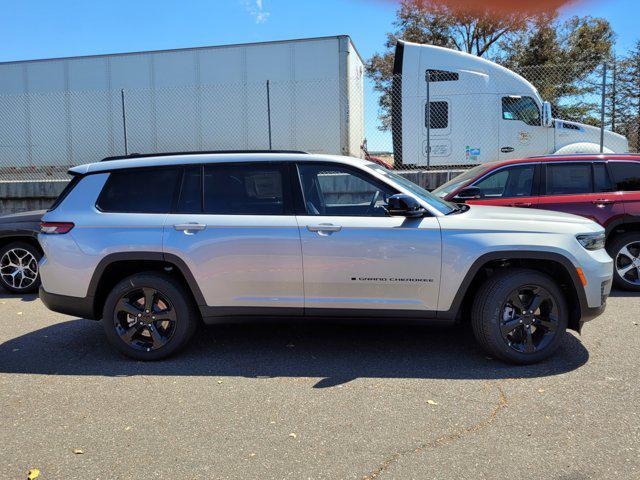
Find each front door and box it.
[163,163,304,314]
[499,95,549,160]
[294,162,441,314]
[465,163,539,208]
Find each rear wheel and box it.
[0,241,41,294]
[471,269,568,364]
[102,273,198,360]
[607,233,640,291]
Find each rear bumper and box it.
[39,286,97,320]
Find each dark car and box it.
[0,210,44,293]
[432,153,640,291]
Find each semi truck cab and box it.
[392,40,628,167]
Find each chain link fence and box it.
[0,59,638,183]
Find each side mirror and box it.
[454,186,483,201]
[542,101,553,127]
[384,194,426,218]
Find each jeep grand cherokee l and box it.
[38,152,612,363]
[433,154,640,291]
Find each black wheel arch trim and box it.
[438,250,589,324]
[85,251,208,307]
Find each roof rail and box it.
[101,150,309,162]
[526,153,640,159]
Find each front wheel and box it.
[102,273,198,360]
[607,233,640,291]
[471,269,568,364]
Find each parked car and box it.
[0,210,44,293]
[38,152,611,363]
[433,153,640,291]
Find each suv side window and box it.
[545,163,592,195]
[297,163,396,216]
[502,96,541,126]
[609,161,640,191]
[472,164,535,198]
[203,163,290,215]
[96,167,179,213]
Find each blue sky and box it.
[2,0,637,64]
[2,0,638,151]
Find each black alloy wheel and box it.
[499,285,559,354]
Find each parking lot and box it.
[1,289,638,480]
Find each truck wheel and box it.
[606,232,640,291]
[0,241,42,294]
[471,269,568,364]
[102,273,199,360]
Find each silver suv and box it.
[39,152,613,363]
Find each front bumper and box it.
[39,286,97,320]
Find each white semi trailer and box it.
[0,36,364,174]
[392,40,628,167]
[0,36,629,175]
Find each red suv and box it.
[433,154,640,291]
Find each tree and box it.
[501,15,614,124]
[366,0,532,129]
[618,41,640,151]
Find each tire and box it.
[606,232,640,292]
[102,272,199,360]
[0,241,42,294]
[471,269,568,365]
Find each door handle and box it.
[592,199,616,205]
[509,202,533,208]
[307,223,342,233]
[174,223,207,233]
[501,146,515,153]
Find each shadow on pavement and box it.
[0,290,38,302]
[0,318,589,388]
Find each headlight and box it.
[576,232,606,250]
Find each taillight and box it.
[40,222,75,234]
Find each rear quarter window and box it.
[609,162,640,191]
[96,168,180,213]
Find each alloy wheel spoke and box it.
[117,298,143,317]
[142,288,156,313]
[527,294,543,313]
[121,325,141,343]
[154,309,177,323]
[618,245,637,261]
[524,326,535,353]
[147,324,164,348]
[618,263,636,276]
[509,293,525,311]
[501,317,522,336]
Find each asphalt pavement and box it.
[1,289,638,479]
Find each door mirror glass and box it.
[384,194,426,218]
[454,186,484,201]
[542,101,553,127]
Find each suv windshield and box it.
[432,164,494,198]
[366,164,457,215]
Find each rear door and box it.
[294,162,441,313]
[163,162,304,314]
[464,163,539,208]
[538,162,624,227]
[608,160,640,221]
[536,162,624,227]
